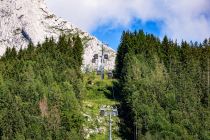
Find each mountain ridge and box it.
[0,0,116,70]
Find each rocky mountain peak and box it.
[0,0,116,70]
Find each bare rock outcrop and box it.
[0,0,116,70]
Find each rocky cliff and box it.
[0,0,116,70]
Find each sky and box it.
[46,0,210,50]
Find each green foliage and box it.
[73,36,84,68]
[0,35,84,139]
[82,73,121,140]
[116,30,210,139]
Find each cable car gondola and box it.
[92,58,96,63]
[93,54,98,59]
[104,54,108,59]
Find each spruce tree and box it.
[73,36,83,68]
[115,31,130,79]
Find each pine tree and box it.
[73,36,83,68]
[115,31,130,79]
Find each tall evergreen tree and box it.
[115,31,130,79]
[73,36,83,68]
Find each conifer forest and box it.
[0,31,210,140]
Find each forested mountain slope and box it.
[116,31,210,140]
[0,35,84,139]
[1,29,209,140]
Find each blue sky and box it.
[46,0,210,50]
[92,19,163,50]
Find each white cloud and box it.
[46,0,210,42]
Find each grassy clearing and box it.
[82,72,121,140]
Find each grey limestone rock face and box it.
[0,0,116,70]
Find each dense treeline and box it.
[116,31,210,139]
[0,35,84,139]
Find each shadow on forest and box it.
[104,80,134,140]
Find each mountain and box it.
[0,0,116,70]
